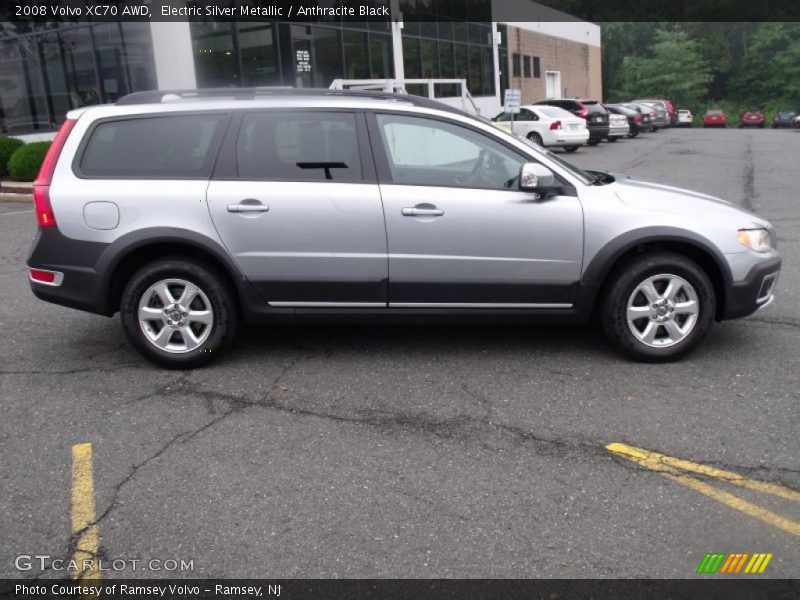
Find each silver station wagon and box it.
[27,89,781,368]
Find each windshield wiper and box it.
[586,170,614,185]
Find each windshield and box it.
[459,113,594,186]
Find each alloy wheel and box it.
[626,274,700,348]
[138,278,214,353]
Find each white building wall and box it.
[150,22,197,90]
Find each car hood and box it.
[609,175,769,228]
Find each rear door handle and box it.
[227,200,269,213]
[401,207,444,217]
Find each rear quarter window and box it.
[79,114,226,178]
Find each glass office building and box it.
[0,22,156,135]
[0,1,601,137]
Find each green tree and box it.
[612,28,711,107]
[734,23,800,104]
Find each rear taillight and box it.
[33,118,76,228]
[550,120,562,130]
[578,106,588,119]
[635,114,643,123]
[30,269,56,283]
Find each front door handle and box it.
[227,200,269,213]
[401,207,444,217]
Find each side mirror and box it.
[519,162,555,192]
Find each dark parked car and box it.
[703,109,727,128]
[772,109,797,128]
[606,104,644,137]
[534,99,609,146]
[638,102,669,129]
[625,102,657,132]
[633,99,678,126]
[740,109,765,128]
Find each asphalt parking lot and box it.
[1,127,798,579]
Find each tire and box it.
[628,131,638,138]
[563,145,579,153]
[120,257,238,369]
[599,252,715,362]
[527,132,543,146]
[606,137,618,143]
[587,139,600,146]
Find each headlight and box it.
[737,228,772,252]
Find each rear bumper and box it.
[27,228,112,316]
[547,130,589,146]
[587,126,609,141]
[722,256,781,320]
[607,125,629,138]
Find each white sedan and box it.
[492,105,589,152]
[677,109,694,127]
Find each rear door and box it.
[207,110,388,307]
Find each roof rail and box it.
[114,87,470,116]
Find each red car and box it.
[740,108,765,128]
[703,109,726,128]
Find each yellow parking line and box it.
[606,442,800,538]
[71,443,100,581]
[0,209,33,216]
[606,442,800,503]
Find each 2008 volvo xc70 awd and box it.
[27,89,781,368]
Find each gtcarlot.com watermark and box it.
[15,554,194,573]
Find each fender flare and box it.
[578,226,733,311]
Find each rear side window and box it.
[80,114,226,178]
[236,112,362,181]
[584,102,607,114]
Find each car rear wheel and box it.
[607,137,618,143]
[563,145,579,153]
[587,139,600,146]
[120,257,237,369]
[600,252,715,362]
[527,132,543,146]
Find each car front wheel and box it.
[600,253,715,362]
[120,257,237,369]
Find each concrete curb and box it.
[0,192,33,203]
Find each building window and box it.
[533,56,541,78]
[511,53,521,78]
[0,22,156,135]
[523,55,531,78]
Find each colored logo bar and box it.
[696,552,773,574]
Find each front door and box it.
[369,112,583,307]
[207,110,388,307]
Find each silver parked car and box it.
[27,89,780,368]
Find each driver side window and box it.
[375,114,527,190]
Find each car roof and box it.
[67,88,477,121]
[117,87,466,113]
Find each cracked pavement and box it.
[1,127,799,579]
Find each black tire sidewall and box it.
[120,258,237,369]
[528,132,543,146]
[601,253,715,362]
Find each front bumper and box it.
[722,256,781,320]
